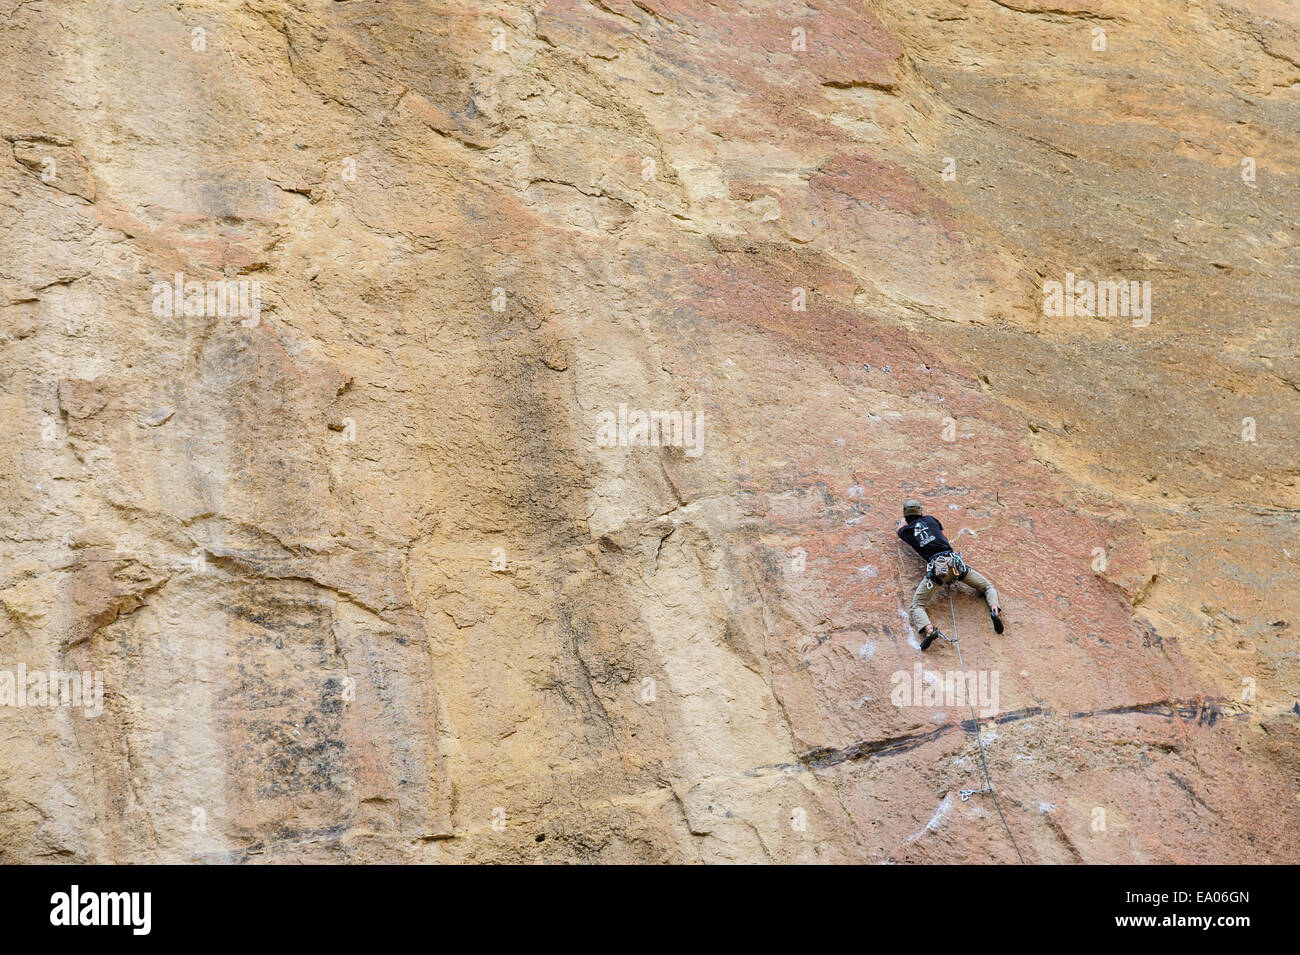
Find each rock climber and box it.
[896,499,1003,651]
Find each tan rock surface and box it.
[0,0,1296,862]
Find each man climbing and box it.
[896,499,1003,651]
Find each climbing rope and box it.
[940,584,1026,864]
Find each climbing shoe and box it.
[990,610,1004,634]
[920,628,945,651]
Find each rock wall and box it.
[0,0,1296,862]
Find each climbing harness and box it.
[926,551,967,584]
[939,583,1026,864]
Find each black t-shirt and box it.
[897,515,952,561]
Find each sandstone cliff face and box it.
[0,0,1296,863]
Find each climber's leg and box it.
[962,567,1004,633]
[909,576,940,636]
[961,567,999,610]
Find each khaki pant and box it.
[909,566,998,634]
